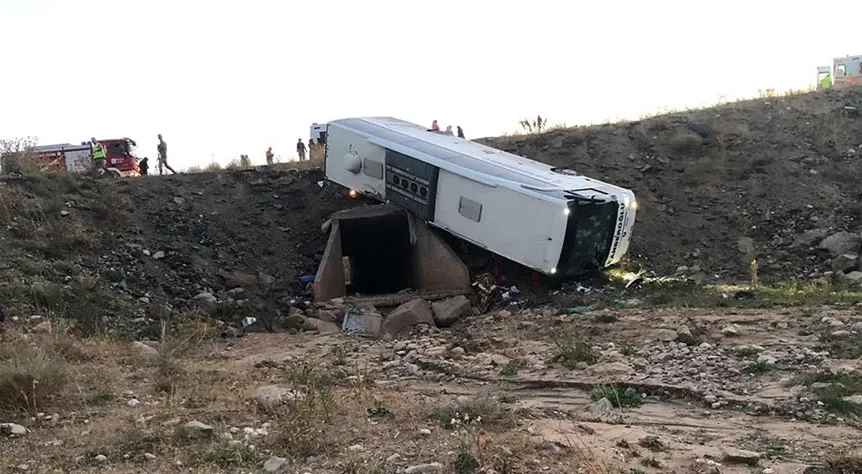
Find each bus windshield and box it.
[556,198,619,276]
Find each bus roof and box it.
[331,117,631,203]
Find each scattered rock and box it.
[152,251,166,260]
[589,397,614,414]
[722,447,761,466]
[348,444,365,452]
[263,456,287,473]
[721,324,741,336]
[130,341,159,359]
[0,423,27,436]
[792,228,828,247]
[585,361,634,377]
[737,237,755,255]
[177,421,214,440]
[192,292,218,312]
[315,310,339,324]
[822,317,845,327]
[831,254,859,272]
[94,454,108,464]
[31,320,52,334]
[404,463,443,473]
[656,329,679,342]
[143,453,156,460]
[253,386,295,411]
[302,318,341,334]
[819,232,862,257]
[126,399,140,408]
[846,271,862,285]
[843,394,862,404]
[279,313,306,330]
[382,299,435,337]
[431,295,471,327]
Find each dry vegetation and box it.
[0,323,615,474]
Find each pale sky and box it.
[1,0,859,170]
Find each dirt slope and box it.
[0,167,361,337]
[481,87,862,280]
[2,89,861,337]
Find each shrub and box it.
[554,334,597,368]
[668,132,702,154]
[0,339,68,413]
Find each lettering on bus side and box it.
[608,203,626,259]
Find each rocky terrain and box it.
[482,87,862,282]
[2,300,862,473]
[2,88,862,473]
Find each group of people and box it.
[264,138,315,165]
[90,134,174,176]
[430,120,465,139]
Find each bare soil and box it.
[3,304,862,473]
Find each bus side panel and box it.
[432,169,565,273]
[324,125,387,199]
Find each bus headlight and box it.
[550,267,557,274]
[563,208,570,216]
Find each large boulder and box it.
[252,386,298,411]
[431,296,471,327]
[301,318,341,334]
[846,271,862,286]
[177,421,214,440]
[819,232,862,257]
[831,254,859,272]
[192,292,218,313]
[382,299,434,337]
[792,228,829,248]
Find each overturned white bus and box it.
[319,117,637,277]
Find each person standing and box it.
[457,126,465,139]
[266,147,274,165]
[91,137,107,173]
[157,134,176,175]
[296,139,307,162]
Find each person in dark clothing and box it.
[139,157,149,175]
[457,126,465,139]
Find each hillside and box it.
[2,89,862,474]
[0,168,361,337]
[482,88,862,281]
[1,88,861,339]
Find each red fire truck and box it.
[34,138,141,177]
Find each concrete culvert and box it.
[312,204,471,303]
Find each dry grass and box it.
[227,269,259,288]
[0,324,617,473]
[668,132,703,154]
[0,336,68,414]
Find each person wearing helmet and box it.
[91,137,107,174]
